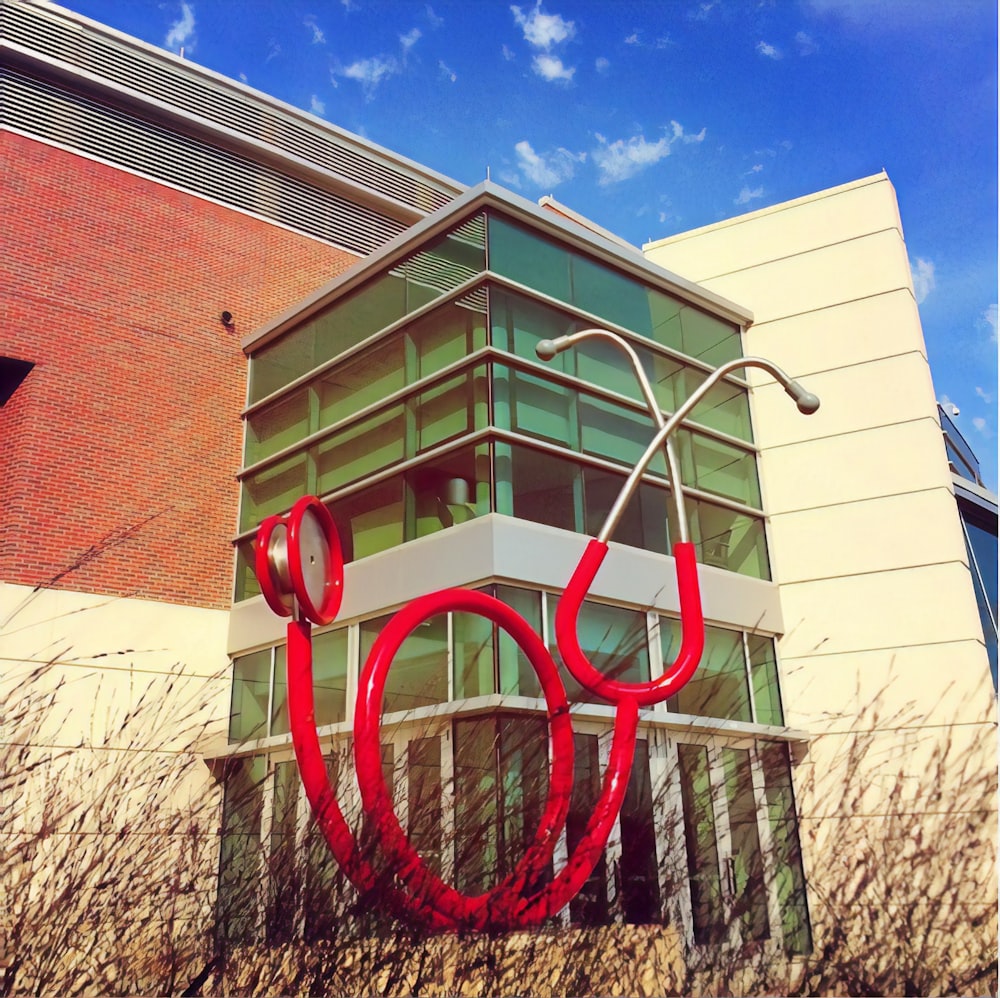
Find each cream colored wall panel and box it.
[768,488,967,584]
[742,291,925,378]
[690,228,912,325]
[645,175,900,281]
[778,640,994,730]
[750,351,939,449]
[776,561,985,660]
[758,418,952,514]
[0,584,229,678]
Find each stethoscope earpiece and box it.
[254,497,343,625]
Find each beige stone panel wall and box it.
[693,227,912,325]
[768,488,967,583]
[0,582,230,677]
[758,417,951,513]
[749,350,938,448]
[739,290,925,380]
[777,561,984,660]
[645,173,900,279]
[779,641,995,729]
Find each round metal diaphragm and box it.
[287,496,344,625]
[296,506,330,611]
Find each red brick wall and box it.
[0,132,359,609]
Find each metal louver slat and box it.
[1,70,404,254]
[1,0,459,216]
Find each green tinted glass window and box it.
[240,452,307,532]
[551,599,650,704]
[749,634,783,726]
[330,477,404,562]
[217,756,266,943]
[679,429,761,508]
[316,406,404,495]
[271,629,348,736]
[495,585,543,698]
[677,743,725,944]
[760,742,812,954]
[453,716,499,895]
[582,466,669,555]
[690,499,769,579]
[722,747,770,942]
[454,606,494,700]
[229,649,271,742]
[316,337,406,430]
[408,737,443,875]
[665,621,751,722]
[245,390,311,467]
[360,612,448,714]
[508,443,582,534]
[487,214,741,366]
[510,369,574,446]
[250,216,486,404]
[488,215,572,302]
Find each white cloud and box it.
[164,2,195,54]
[439,59,457,82]
[532,53,575,82]
[304,15,325,44]
[795,30,818,54]
[595,56,610,72]
[690,2,717,20]
[972,416,989,436]
[502,44,516,61]
[511,3,575,49]
[756,40,781,59]
[340,0,356,11]
[514,139,584,187]
[593,133,671,185]
[938,394,959,416]
[624,32,640,45]
[909,257,935,304]
[400,27,422,53]
[425,5,444,28]
[980,303,998,342]
[309,95,326,116]
[265,41,282,63]
[747,163,764,174]
[671,120,706,144]
[735,185,765,205]
[334,55,401,97]
[975,386,993,404]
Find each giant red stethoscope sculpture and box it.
[254,329,819,931]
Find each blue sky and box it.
[59,0,998,488]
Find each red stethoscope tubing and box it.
[277,527,702,929]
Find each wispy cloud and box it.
[795,30,818,55]
[309,95,326,116]
[909,257,935,304]
[333,55,401,97]
[690,2,718,20]
[590,122,705,186]
[623,30,672,49]
[502,44,516,61]
[979,303,998,342]
[164,2,195,54]
[265,41,282,63]
[514,139,584,188]
[735,185,765,206]
[746,163,764,174]
[593,133,671,185]
[304,15,325,45]
[400,27,422,54]
[972,416,989,436]
[425,5,444,29]
[756,40,781,59]
[511,3,575,49]
[595,56,610,73]
[975,385,993,404]
[532,53,574,82]
[438,59,457,83]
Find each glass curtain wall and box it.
[236,208,766,598]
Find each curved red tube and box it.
[286,618,453,929]
[354,588,575,929]
[255,514,293,618]
[287,495,344,626]
[556,539,704,707]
